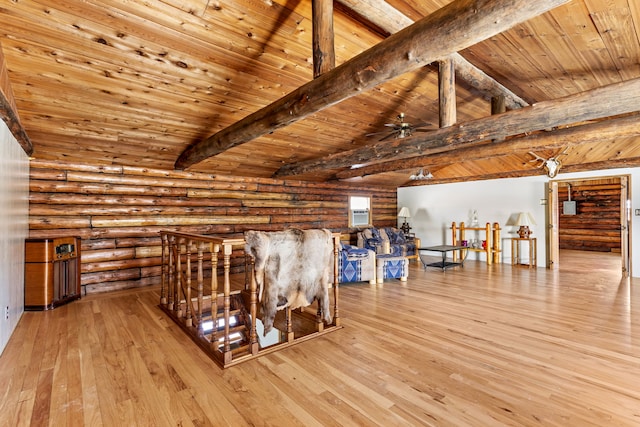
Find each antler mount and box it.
[528,147,569,178]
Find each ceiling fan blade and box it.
[368,114,433,140]
[379,131,398,141]
[366,130,391,137]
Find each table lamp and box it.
[398,207,412,234]
[515,212,536,238]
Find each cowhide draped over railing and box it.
[159,230,342,368]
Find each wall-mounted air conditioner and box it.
[350,209,370,227]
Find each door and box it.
[546,181,559,270]
[620,176,630,277]
[547,175,630,276]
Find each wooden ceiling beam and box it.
[175,0,567,170]
[406,156,640,186]
[336,113,640,179]
[276,77,640,177]
[438,58,456,128]
[0,41,32,156]
[312,0,335,78]
[336,0,529,109]
[0,91,32,156]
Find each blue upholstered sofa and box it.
[337,243,376,284]
[356,227,420,262]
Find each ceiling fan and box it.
[366,113,433,141]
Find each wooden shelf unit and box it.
[451,222,501,265]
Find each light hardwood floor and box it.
[1,250,639,426]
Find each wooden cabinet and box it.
[451,222,501,265]
[25,237,81,310]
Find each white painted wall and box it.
[398,168,640,277]
[0,121,29,354]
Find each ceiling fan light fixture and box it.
[368,112,432,141]
[410,168,433,180]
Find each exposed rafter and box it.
[438,58,457,128]
[312,0,335,78]
[0,90,32,156]
[402,156,640,186]
[175,0,566,170]
[336,0,529,109]
[0,42,32,156]
[275,78,640,177]
[336,113,640,180]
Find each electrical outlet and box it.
[4,306,8,320]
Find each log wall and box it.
[558,178,621,252]
[28,159,397,294]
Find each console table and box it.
[419,245,468,271]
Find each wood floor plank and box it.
[30,368,52,426]
[0,314,35,426]
[75,301,102,426]
[1,250,639,426]
[64,305,86,426]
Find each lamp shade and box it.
[515,212,536,226]
[397,207,411,218]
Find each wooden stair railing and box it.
[159,231,342,368]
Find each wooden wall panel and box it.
[28,159,397,294]
[558,178,621,252]
[0,42,18,115]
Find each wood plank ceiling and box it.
[1,0,640,188]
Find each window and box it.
[348,195,372,227]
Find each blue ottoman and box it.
[376,255,409,284]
